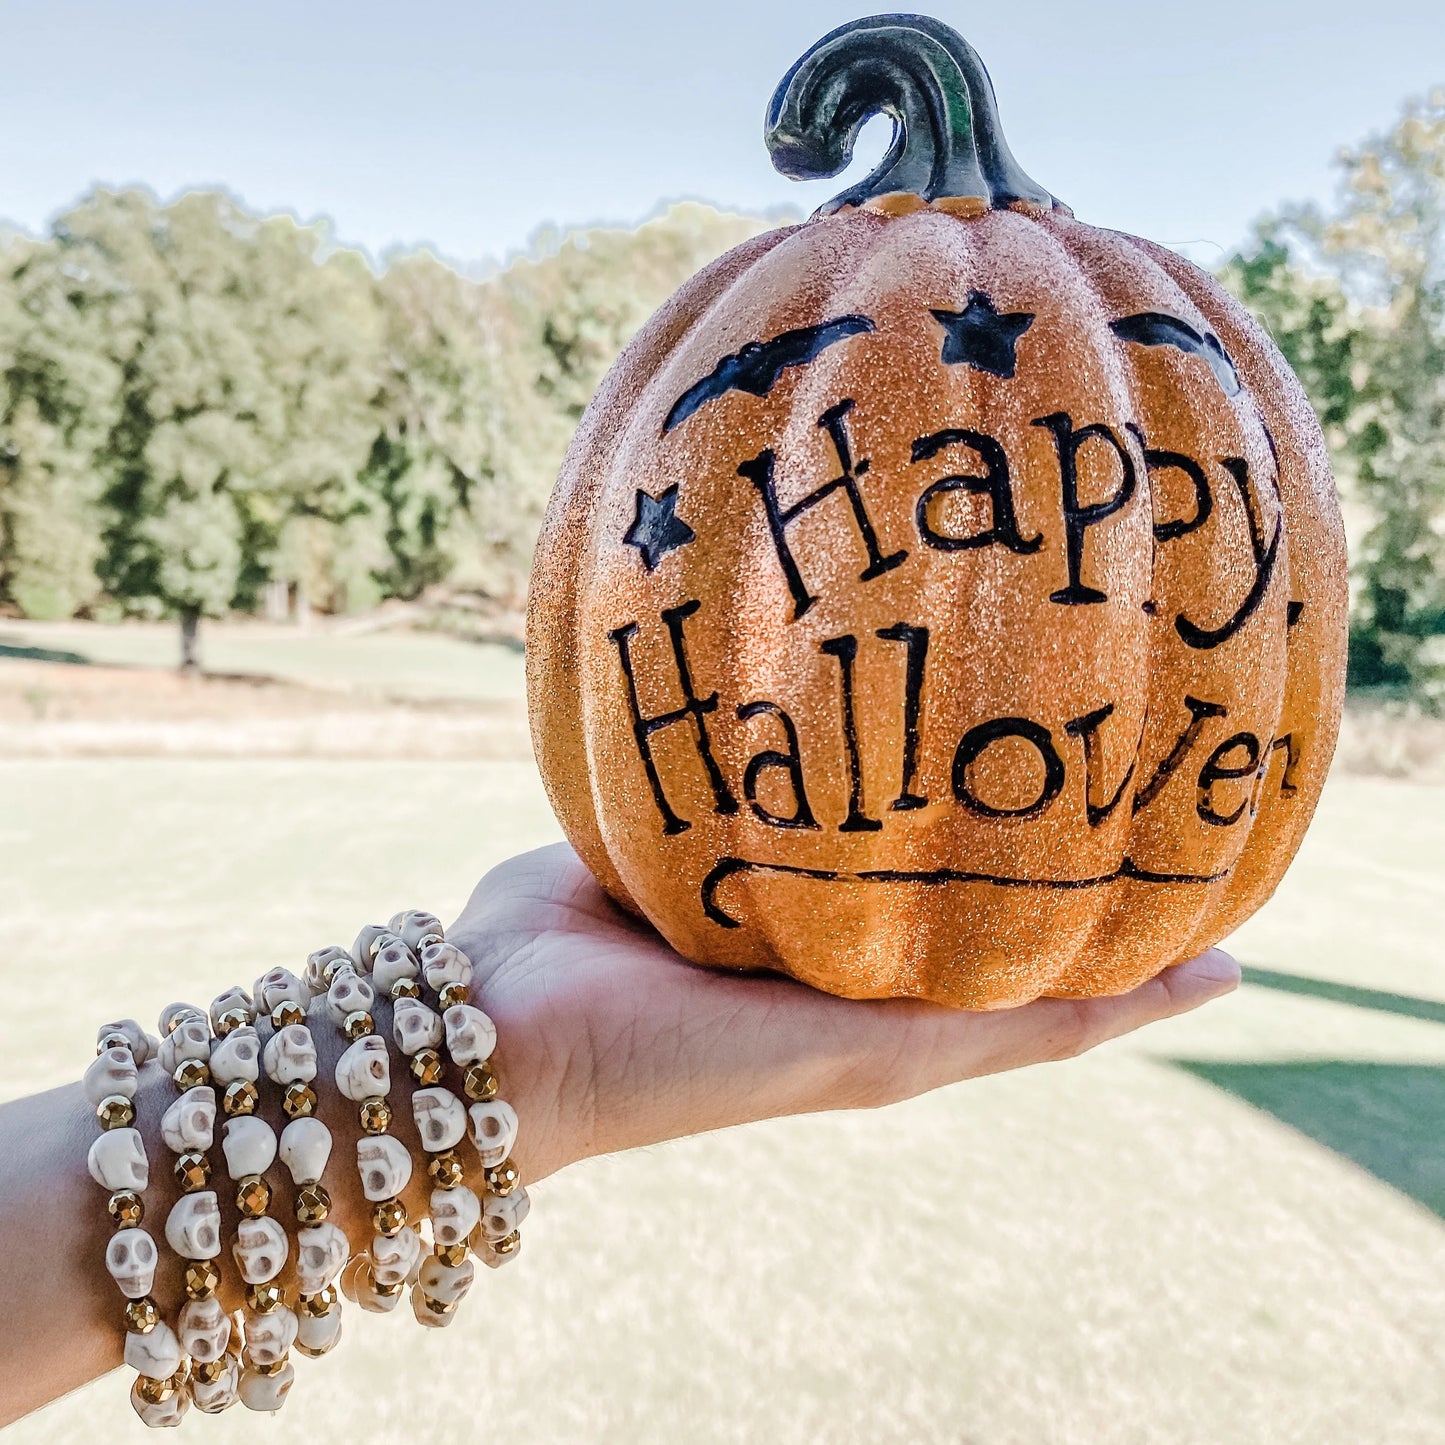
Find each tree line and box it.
[2,88,1442,698]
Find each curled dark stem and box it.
[765,13,1057,215]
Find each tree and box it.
[1223,89,1445,703]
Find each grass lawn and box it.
[0,754,1441,1444]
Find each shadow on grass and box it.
[1242,966,1445,1026]
[0,641,91,665]
[1175,1060,1445,1220]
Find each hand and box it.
[450,844,1241,1183]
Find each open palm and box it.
[448,844,1241,1182]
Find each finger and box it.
[877,947,1242,1105]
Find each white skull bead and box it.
[421,941,471,993]
[222,1116,277,1180]
[295,1304,343,1356]
[480,1184,531,1242]
[178,1295,232,1363]
[468,1100,519,1168]
[370,1226,423,1288]
[263,1024,317,1086]
[389,909,444,951]
[209,986,254,1030]
[412,1088,467,1152]
[130,1380,190,1428]
[341,1256,402,1315]
[418,1252,475,1309]
[209,1025,261,1086]
[444,1004,497,1066]
[242,1305,298,1366]
[350,924,391,972]
[105,1227,158,1298]
[392,998,442,1057]
[430,1186,481,1247]
[165,1192,221,1260]
[125,1318,182,1379]
[157,1016,211,1074]
[356,1134,412,1201]
[335,1035,389,1102]
[88,1128,148,1192]
[305,945,353,995]
[372,940,419,996]
[95,1018,159,1065]
[253,966,308,1015]
[294,1222,349,1293]
[279,1117,332,1186]
[238,1359,295,1412]
[160,1085,216,1154]
[83,1046,138,1105]
[232,1216,288,1284]
[190,1353,240,1415]
[326,967,375,1029]
[157,1001,207,1037]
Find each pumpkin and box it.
[526,14,1347,1008]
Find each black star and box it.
[930,291,1036,378]
[623,484,696,571]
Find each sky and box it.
[2,0,1442,270]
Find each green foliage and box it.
[0,191,773,655]
[1222,89,1445,707]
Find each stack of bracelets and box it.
[84,909,524,1425]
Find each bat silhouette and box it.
[1109,312,1241,397]
[663,314,876,433]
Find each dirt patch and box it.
[0,660,533,759]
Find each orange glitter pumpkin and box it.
[527,14,1348,1008]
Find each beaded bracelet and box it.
[85,1019,184,1425]
[155,1002,229,1414]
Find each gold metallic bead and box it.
[358,1097,391,1135]
[373,1278,404,1298]
[175,1151,211,1192]
[270,1000,305,1029]
[214,1007,250,1037]
[96,1094,135,1130]
[434,1241,468,1268]
[295,1182,331,1226]
[390,978,420,1001]
[223,1079,259,1116]
[282,1082,317,1119]
[243,1352,289,1377]
[420,1293,459,1315]
[485,1158,520,1196]
[135,1373,176,1405]
[174,1058,210,1091]
[368,933,400,961]
[427,1151,465,1189]
[236,1174,272,1217]
[409,1047,444,1086]
[492,1229,522,1256]
[192,1357,228,1385]
[372,1197,407,1236]
[97,1031,132,1055]
[342,1009,375,1041]
[322,956,352,986]
[463,1063,498,1102]
[184,1259,221,1299]
[438,982,469,1010]
[123,1296,160,1333]
[246,1282,285,1313]
[107,1191,144,1229]
[297,1284,339,1318]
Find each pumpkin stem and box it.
[765,14,1057,215]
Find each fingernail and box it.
[1183,948,1241,992]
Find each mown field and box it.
[1,624,1442,1444]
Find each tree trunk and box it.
[179,609,201,673]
